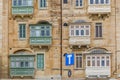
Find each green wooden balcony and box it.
[12,6,33,15]
[30,37,52,45]
[10,68,34,77]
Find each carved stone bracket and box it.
[88,13,110,20]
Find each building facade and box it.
[0,0,120,80]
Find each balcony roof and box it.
[70,20,91,25]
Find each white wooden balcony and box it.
[88,5,111,13]
[86,67,110,77]
[69,36,90,46]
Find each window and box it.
[95,23,102,38]
[39,0,47,8]
[10,56,34,68]
[76,54,82,68]
[90,0,94,4]
[63,0,68,4]
[76,0,83,7]
[70,25,90,36]
[30,25,51,37]
[19,24,26,39]
[12,0,33,6]
[87,57,91,66]
[37,54,44,69]
[89,0,110,4]
[86,55,110,67]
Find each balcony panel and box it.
[86,67,110,77]
[12,6,33,15]
[69,36,90,45]
[30,37,52,45]
[10,68,34,77]
[88,5,111,13]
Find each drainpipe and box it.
[60,0,63,77]
[113,0,117,77]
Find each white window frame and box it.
[38,0,47,9]
[89,0,110,5]
[86,55,110,67]
[75,0,84,8]
[69,25,90,37]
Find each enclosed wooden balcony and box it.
[88,5,111,13]
[29,21,52,47]
[30,37,52,45]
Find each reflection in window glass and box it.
[81,30,84,36]
[76,30,79,36]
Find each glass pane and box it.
[87,60,91,66]
[29,62,34,68]
[37,54,44,69]
[100,0,104,4]
[86,30,89,35]
[30,30,36,37]
[106,60,109,66]
[20,62,24,67]
[71,30,74,36]
[13,0,17,6]
[101,60,105,66]
[36,30,40,37]
[41,30,45,36]
[64,0,68,4]
[76,0,79,6]
[28,0,33,6]
[25,62,29,67]
[80,0,83,6]
[46,30,50,36]
[81,30,84,36]
[16,62,20,68]
[23,0,27,6]
[90,0,94,4]
[18,0,22,6]
[76,30,79,36]
[106,0,109,4]
[95,0,99,4]
[11,62,15,68]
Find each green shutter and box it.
[37,54,44,69]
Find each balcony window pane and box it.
[106,0,109,4]
[18,0,22,6]
[71,30,74,36]
[28,0,33,6]
[80,0,83,6]
[23,0,27,6]
[16,62,19,68]
[81,30,84,36]
[13,0,17,6]
[92,57,95,66]
[41,30,45,36]
[95,0,99,4]
[36,31,40,37]
[25,62,29,67]
[46,30,50,36]
[63,0,68,4]
[30,30,36,37]
[100,0,104,4]
[29,62,34,68]
[76,30,79,36]
[86,30,89,36]
[90,0,94,4]
[11,62,15,68]
[76,0,79,6]
[20,62,24,67]
[87,57,91,66]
